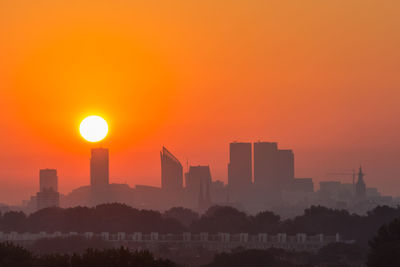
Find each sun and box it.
[79,115,108,142]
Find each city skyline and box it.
[0,1,399,205]
[1,2,400,266]
[7,139,391,219]
[0,139,392,206]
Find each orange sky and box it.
[0,1,399,204]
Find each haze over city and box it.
[0,1,399,205]
[2,1,400,267]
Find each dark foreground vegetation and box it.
[203,217,400,267]
[0,243,176,267]
[1,204,400,266]
[0,216,400,266]
[1,203,400,246]
[203,244,365,267]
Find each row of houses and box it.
[0,232,347,252]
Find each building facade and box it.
[90,148,109,188]
[36,169,59,210]
[228,142,252,200]
[39,169,58,192]
[160,147,183,192]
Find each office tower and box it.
[228,142,252,200]
[160,147,183,192]
[186,165,212,192]
[39,169,58,192]
[254,142,278,189]
[355,167,366,201]
[36,169,59,210]
[254,142,294,191]
[277,149,295,188]
[185,165,212,210]
[90,148,109,187]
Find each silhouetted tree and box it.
[1,211,26,232]
[251,210,280,233]
[70,248,177,267]
[0,242,177,267]
[1,203,185,234]
[317,242,365,266]
[203,248,312,267]
[0,242,32,267]
[31,236,111,254]
[192,206,250,233]
[367,217,400,267]
[163,207,199,228]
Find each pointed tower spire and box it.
[355,166,366,201]
[358,166,364,181]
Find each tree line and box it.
[205,217,400,267]
[1,205,400,267]
[0,243,176,267]
[1,204,400,246]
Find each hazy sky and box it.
[0,1,399,204]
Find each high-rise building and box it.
[185,165,212,192]
[160,147,183,192]
[254,142,278,188]
[39,169,58,192]
[90,148,109,188]
[253,142,294,191]
[36,169,59,210]
[185,165,212,209]
[228,142,252,199]
[278,149,295,187]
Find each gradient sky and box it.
[0,1,399,204]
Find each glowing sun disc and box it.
[79,115,108,142]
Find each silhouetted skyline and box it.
[1,1,400,204]
[9,139,395,219]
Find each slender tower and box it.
[355,166,366,201]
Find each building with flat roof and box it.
[228,142,252,200]
[36,169,59,210]
[254,142,294,192]
[254,142,278,189]
[39,169,58,192]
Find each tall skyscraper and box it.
[160,147,183,192]
[185,165,212,210]
[39,169,58,192]
[185,165,212,193]
[228,142,252,199]
[254,142,278,188]
[90,148,109,187]
[254,142,294,192]
[37,169,59,210]
[277,149,294,188]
